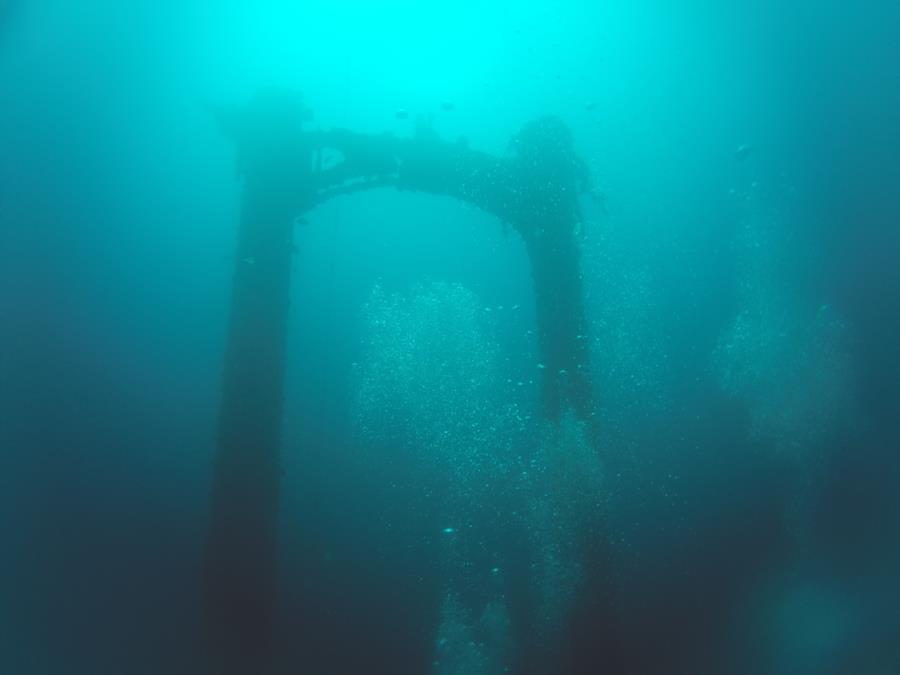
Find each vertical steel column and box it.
[525,220,593,422]
[204,90,310,674]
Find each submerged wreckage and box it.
[204,87,597,672]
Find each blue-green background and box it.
[1,2,898,673]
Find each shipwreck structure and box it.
[204,88,596,672]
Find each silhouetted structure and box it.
[205,88,595,672]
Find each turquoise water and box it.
[1,2,898,673]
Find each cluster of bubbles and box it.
[432,594,513,675]
[712,217,855,459]
[520,411,604,643]
[581,226,671,441]
[353,282,527,527]
[353,281,604,675]
[712,214,857,547]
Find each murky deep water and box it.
[2,2,899,673]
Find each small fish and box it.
[243,257,256,265]
[734,144,753,161]
[585,101,597,112]
[395,108,409,120]
[441,100,455,112]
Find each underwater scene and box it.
[1,2,899,674]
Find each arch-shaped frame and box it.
[203,89,596,672]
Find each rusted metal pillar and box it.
[204,89,311,674]
[510,116,594,423]
[525,220,593,422]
